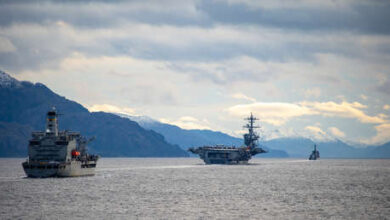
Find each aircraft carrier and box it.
[22,108,99,177]
[189,113,266,164]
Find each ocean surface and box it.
[0,158,389,219]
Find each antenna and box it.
[243,113,261,149]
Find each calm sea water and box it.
[0,158,389,219]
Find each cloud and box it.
[361,123,390,145]
[88,104,136,115]
[216,0,369,9]
[304,88,321,98]
[226,102,311,125]
[159,116,211,130]
[1,0,389,146]
[304,126,332,141]
[0,36,16,53]
[328,127,346,138]
[0,0,204,28]
[360,94,368,100]
[2,6,390,74]
[231,93,256,102]
[376,79,390,95]
[202,0,390,34]
[44,52,180,106]
[226,101,387,125]
[1,0,390,35]
[263,127,300,140]
[168,56,286,85]
[301,101,387,124]
[384,105,390,110]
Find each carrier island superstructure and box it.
[22,108,99,177]
[189,113,266,164]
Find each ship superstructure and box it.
[309,144,320,160]
[22,108,99,177]
[189,113,266,164]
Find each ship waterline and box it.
[22,160,96,178]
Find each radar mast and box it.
[243,112,260,149]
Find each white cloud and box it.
[361,123,390,145]
[328,127,346,138]
[160,116,211,130]
[304,126,332,141]
[0,37,16,53]
[301,101,386,124]
[226,102,311,125]
[226,101,387,126]
[231,93,256,102]
[233,129,247,136]
[263,127,300,140]
[88,104,136,115]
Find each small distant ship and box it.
[188,113,267,164]
[309,144,320,160]
[22,108,99,178]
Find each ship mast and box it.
[243,112,260,149]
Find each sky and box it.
[1,0,390,146]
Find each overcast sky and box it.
[1,0,389,145]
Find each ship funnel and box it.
[46,107,59,136]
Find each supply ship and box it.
[189,113,266,164]
[22,108,99,177]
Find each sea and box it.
[0,158,389,220]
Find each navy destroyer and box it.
[189,113,266,164]
[309,144,320,160]
[22,108,99,177]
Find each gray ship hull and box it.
[199,149,250,164]
[188,113,267,164]
[189,147,266,165]
[22,108,99,178]
[22,161,96,178]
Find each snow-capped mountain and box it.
[117,114,159,127]
[0,70,21,88]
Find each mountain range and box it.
[265,137,390,158]
[124,115,390,159]
[1,70,389,158]
[121,114,289,158]
[0,70,187,157]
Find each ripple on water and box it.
[0,158,389,219]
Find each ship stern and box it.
[22,161,60,178]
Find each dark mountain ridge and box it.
[1,70,389,158]
[0,70,188,157]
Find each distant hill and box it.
[0,70,188,157]
[264,137,390,158]
[120,114,289,158]
[364,142,390,158]
[1,70,388,159]
[123,115,390,159]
